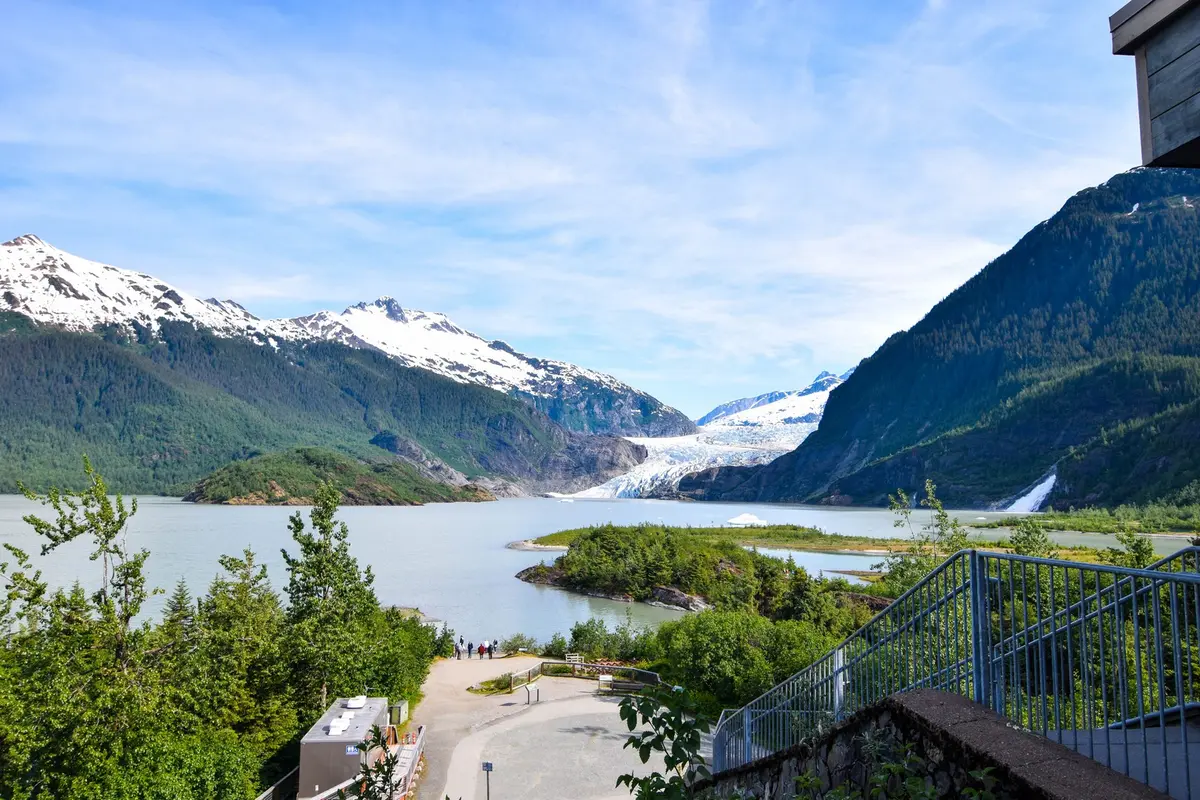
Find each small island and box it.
[184,446,495,506]
[515,522,895,612]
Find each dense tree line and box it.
[0,461,449,799]
[0,319,585,494]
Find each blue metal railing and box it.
[710,547,1200,799]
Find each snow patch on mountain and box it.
[578,371,851,498]
[0,235,301,341]
[695,370,852,426]
[291,297,627,398]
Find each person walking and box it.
[454,641,461,660]
[467,640,473,659]
[478,641,485,659]
[487,640,494,659]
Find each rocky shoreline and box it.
[514,563,710,612]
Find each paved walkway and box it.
[412,657,661,800]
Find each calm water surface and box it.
[0,496,1178,641]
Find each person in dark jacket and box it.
[467,641,473,659]
[487,641,494,659]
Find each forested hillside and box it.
[0,315,644,494]
[679,168,1200,508]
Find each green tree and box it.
[776,565,845,632]
[879,480,971,595]
[281,482,379,717]
[198,549,297,765]
[655,611,776,707]
[1008,517,1055,559]
[1101,529,1156,569]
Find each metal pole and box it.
[486,770,491,800]
[969,551,989,706]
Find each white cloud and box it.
[0,0,1140,416]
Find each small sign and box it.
[481,761,494,773]
[345,745,359,756]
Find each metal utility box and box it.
[389,699,409,726]
[298,696,389,799]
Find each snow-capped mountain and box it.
[696,370,851,426]
[576,370,852,498]
[295,297,617,398]
[0,235,302,341]
[292,297,696,435]
[0,234,694,437]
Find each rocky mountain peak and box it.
[2,234,44,248]
[347,296,411,322]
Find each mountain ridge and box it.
[0,235,693,437]
[678,168,1200,509]
[0,314,647,496]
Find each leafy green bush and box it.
[654,611,839,709]
[567,615,660,662]
[542,632,569,659]
[1007,517,1055,558]
[500,633,538,653]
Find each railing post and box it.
[833,645,846,720]
[969,551,992,707]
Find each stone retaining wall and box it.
[696,689,1164,799]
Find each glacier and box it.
[576,371,851,498]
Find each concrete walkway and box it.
[412,657,661,800]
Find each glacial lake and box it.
[0,495,1184,642]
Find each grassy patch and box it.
[532,524,909,553]
[467,673,514,695]
[978,507,1200,535]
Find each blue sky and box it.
[1,0,1138,417]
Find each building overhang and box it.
[1112,0,1200,166]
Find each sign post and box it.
[481,761,493,800]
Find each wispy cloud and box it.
[0,0,1138,415]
